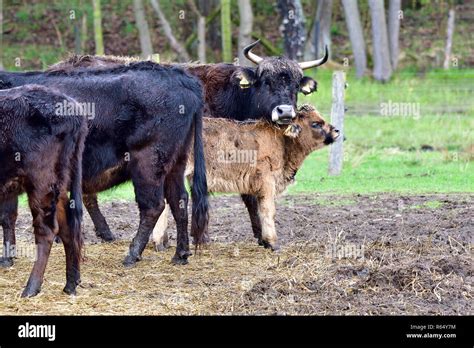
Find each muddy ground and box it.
[1,193,472,315]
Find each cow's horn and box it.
[299,45,329,70]
[243,40,263,65]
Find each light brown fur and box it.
[153,104,339,249]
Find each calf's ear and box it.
[300,76,318,95]
[231,69,256,89]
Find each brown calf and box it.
[153,104,339,250]
[0,85,87,297]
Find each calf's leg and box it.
[57,195,81,295]
[22,191,58,298]
[123,178,166,267]
[152,201,170,251]
[240,194,263,245]
[257,188,280,251]
[0,196,18,267]
[165,164,192,265]
[83,193,115,242]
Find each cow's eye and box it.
[311,122,322,129]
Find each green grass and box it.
[300,68,474,116]
[409,200,444,210]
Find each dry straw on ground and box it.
[0,237,471,315]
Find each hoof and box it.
[262,240,280,251]
[21,286,40,298]
[54,236,62,244]
[0,257,14,268]
[154,242,170,252]
[123,254,140,267]
[171,250,191,265]
[171,255,189,265]
[63,284,77,295]
[97,229,115,242]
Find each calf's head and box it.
[289,104,340,150]
[232,40,328,125]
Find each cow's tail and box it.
[67,120,86,264]
[190,107,209,247]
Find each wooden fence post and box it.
[328,71,346,176]
[443,9,455,70]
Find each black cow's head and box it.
[231,40,328,125]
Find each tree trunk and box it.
[197,16,206,63]
[220,0,232,62]
[237,0,253,66]
[304,0,332,61]
[150,0,190,62]
[208,0,221,52]
[81,11,88,53]
[188,0,207,63]
[92,0,104,55]
[133,0,153,58]
[443,9,455,69]
[387,0,401,70]
[278,0,306,60]
[342,0,367,78]
[74,19,82,54]
[369,0,392,82]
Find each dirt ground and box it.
[0,193,472,315]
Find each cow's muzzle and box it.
[272,105,296,125]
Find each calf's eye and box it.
[311,122,322,129]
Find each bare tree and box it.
[238,0,253,66]
[443,8,455,69]
[221,0,232,62]
[81,9,88,53]
[278,0,306,60]
[342,0,366,78]
[304,0,332,61]
[188,0,207,63]
[133,0,153,58]
[150,0,190,62]
[387,0,401,70]
[369,0,392,82]
[92,0,104,55]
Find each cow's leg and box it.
[123,177,165,267]
[257,186,280,251]
[240,194,263,245]
[22,190,58,297]
[165,165,191,265]
[0,196,18,267]
[56,195,81,295]
[83,193,115,242]
[152,201,170,251]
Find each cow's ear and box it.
[232,69,256,89]
[300,76,318,95]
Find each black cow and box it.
[0,85,87,297]
[0,62,209,270]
